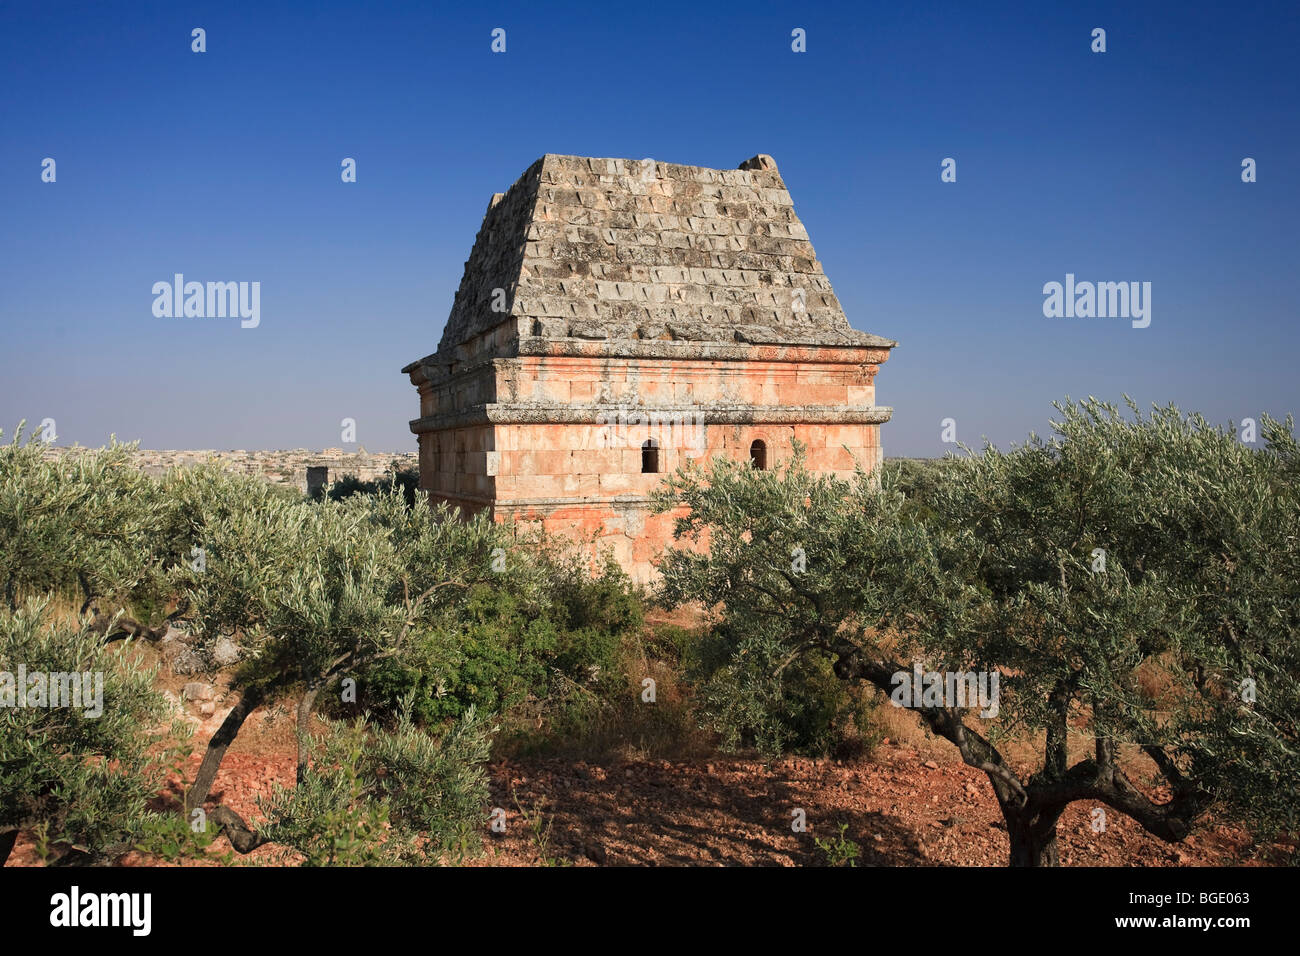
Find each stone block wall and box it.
[412,343,889,582]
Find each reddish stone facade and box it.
[403,154,895,582]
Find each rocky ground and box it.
[478,748,1254,867]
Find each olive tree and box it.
[176,477,513,817]
[654,399,1299,865]
[0,600,187,865]
[219,698,494,864]
[0,426,172,624]
[0,432,539,863]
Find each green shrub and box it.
[341,547,643,729]
[883,457,960,521]
[256,720,395,866]
[257,699,492,865]
[687,614,879,759]
[0,427,173,616]
[814,822,861,867]
[0,600,189,865]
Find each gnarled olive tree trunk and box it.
[1003,804,1065,867]
[832,645,1208,867]
[185,684,266,814]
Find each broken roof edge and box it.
[531,152,785,181]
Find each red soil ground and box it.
[4,620,1263,867]
[7,713,1255,867]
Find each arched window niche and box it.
[642,439,660,474]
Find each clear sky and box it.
[2,0,1297,456]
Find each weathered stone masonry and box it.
[403,153,896,582]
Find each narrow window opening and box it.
[642,439,660,474]
[750,439,767,470]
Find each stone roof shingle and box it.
[431,153,895,358]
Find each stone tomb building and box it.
[402,153,896,581]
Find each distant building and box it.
[306,466,329,497]
[402,153,896,581]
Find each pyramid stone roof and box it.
[410,154,895,371]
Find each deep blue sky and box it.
[2,0,1297,456]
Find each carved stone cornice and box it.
[409,402,893,433]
